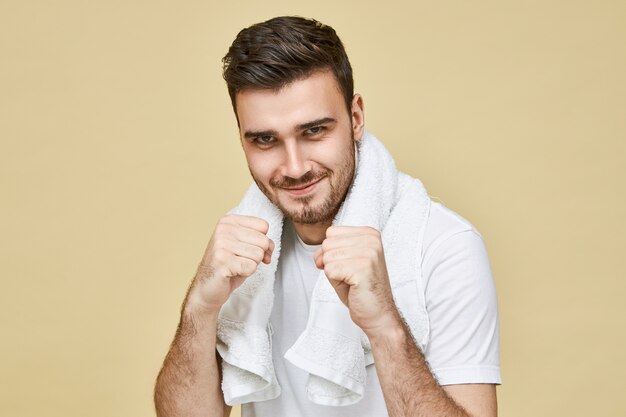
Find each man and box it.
[155,16,500,417]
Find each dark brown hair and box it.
[222,16,354,117]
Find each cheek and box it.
[247,152,279,183]
[319,141,353,171]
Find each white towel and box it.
[216,131,432,406]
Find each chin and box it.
[283,201,339,225]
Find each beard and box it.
[251,141,356,225]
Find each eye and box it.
[253,135,275,146]
[305,126,325,136]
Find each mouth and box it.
[281,177,324,196]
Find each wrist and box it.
[184,269,224,318]
[364,310,406,343]
[182,296,221,323]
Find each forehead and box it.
[235,71,347,134]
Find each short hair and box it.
[222,16,354,118]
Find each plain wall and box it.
[1,1,625,416]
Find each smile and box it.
[281,178,324,196]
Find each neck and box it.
[292,219,332,245]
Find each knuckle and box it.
[259,219,269,232]
[366,237,381,250]
[240,259,256,276]
[214,222,231,235]
[218,214,233,226]
[213,247,229,264]
[326,260,342,275]
[253,218,269,233]
[365,233,379,244]
[252,246,265,262]
[367,227,381,236]
[322,251,333,265]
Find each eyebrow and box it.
[243,117,337,140]
[297,117,336,131]
[243,128,278,140]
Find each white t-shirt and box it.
[242,202,501,417]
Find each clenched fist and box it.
[314,226,400,337]
[186,214,274,314]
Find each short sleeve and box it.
[421,228,501,385]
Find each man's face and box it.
[235,70,364,225]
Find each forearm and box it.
[370,316,469,417]
[154,305,228,417]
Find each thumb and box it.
[327,276,350,306]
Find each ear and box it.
[350,94,365,141]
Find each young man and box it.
[155,16,500,417]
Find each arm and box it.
[369,314,496,417]
[155,215,274,417]
[154,290,231,417]
[315,226,496,417]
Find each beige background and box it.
[1,1,625,416]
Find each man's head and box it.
[222,17,364,230]
[222,16,354,119]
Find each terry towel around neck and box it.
[216,131,432,406]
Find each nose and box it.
[281,140,310,179]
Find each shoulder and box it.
[422,201,483,259]
[420,201,495,294]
